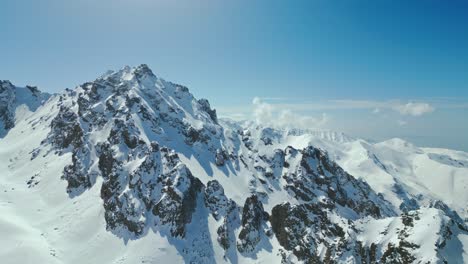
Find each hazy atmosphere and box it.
[2,0,468,150]
[2,1,468,263]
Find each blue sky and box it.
[1,0,468,150]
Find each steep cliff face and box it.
[0,81,16,132]
[0,80,50,137]
[0,65,467,263]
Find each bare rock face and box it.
[49,106,83,150]
[283,146,391,218]
[237,195,269,253]
[183,125,211,146]
[378,212,420,264]
[215,149,227,166]
[48,106,90,194]
[0,80,50,135]
[0,81,16,131]
[204,180,230,220]
[63,146,92,194]
[204,180,241,251]
[152,163,204,237]
[216,201,239,251]
[271,202,346,262]
[198,98,218,124]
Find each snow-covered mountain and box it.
[0,80,51,137]
[0,65,467,263]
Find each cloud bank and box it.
[216,98,438,130]
[392,102,434,116]
[252,97,329,129]
[330,100,435,116]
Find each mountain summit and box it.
[0,65,467,263]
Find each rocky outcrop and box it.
[48,105,90,194]
[49,106,83,150]
[22,65,466,263]
[42,66,220,239]
[217,201,239,251]
[204,180,230,220]
[237,195,269,253]
[204,180,241,251]
[152,163,203,237]
[0,81,16,131]
[271,202,346,262]
[0,80,50,135]
[198,98,218,124]
[183,125,210,145]
[283,146,392,218]
[214,149,227,166]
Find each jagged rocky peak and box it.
[237,194,270,253]
[59,64,221,146]
[270,202,346,262]
[41,65,228,242]
[7,65,466,263]
[98,64,155,82]
[282,145,394,218]
[0,80,15,93]
[0,80,16,130]
[0,80,50,135]
[204,180,231,220]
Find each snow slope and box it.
[0,66,467,263]
[221,122,468,220]
[280,130,468,220]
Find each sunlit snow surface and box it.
[0,67,467,263]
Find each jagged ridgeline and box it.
[3,65,466,263]
[1,80,51,136]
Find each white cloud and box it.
[246,98,436,117]
[329,100,435,116]
[252,97,274,124]
[252,97,329,129]
[392,102,434,116]
[216,98,436,127]
[397,120,408,126]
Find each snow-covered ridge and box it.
[0,65,467,263]
[0,80,51,137]
[223,120,468,221]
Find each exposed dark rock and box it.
[217,201,240,251]
[429,200,467,230]
[19,65,466,263]
[271,202,350,262]
[49,106,83,149]
[0,81,15,130]
[283,146,390,218]
[198,98,218,124]
[204,180,230,220]
[134,64,155,80]
[183,125,208,145]
[152,165,203,237]
[215,149,227,166]
[98,143,116,179]
[237,194,269,253]
[63,148,92,194]
[380,242,416,264]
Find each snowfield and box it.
[0,67,467,263]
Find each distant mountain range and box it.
[1,65,467,263]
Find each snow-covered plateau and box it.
[1,65,467,263]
